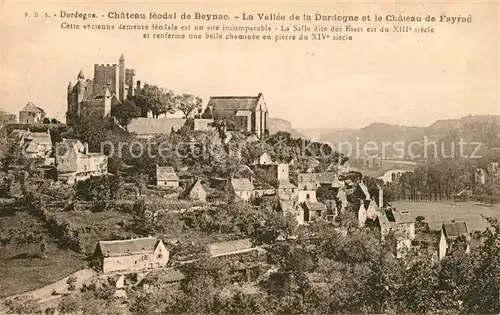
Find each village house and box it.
[376,209,416,258]
[229,177,255,201]
[92,237,170,274]
[297,173,319,203]
[55,139,108,184]
[201,93,269,139]
[276,163,297,200]
[252,152,276,166]
[358,199,379,227]
[19,129,52,159]
[474,168,487,185]
[183,179,207,202]
[19,102,46,124]
[301,201,328,223]
[439,221,471,260]
[156,165,179,187]
[278,200,304,225]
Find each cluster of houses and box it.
[8,120,108,185]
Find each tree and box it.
[134,84,177,118]
[111,99,140,128]
[176,93,203,118]
[66,275,77,292]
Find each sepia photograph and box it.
[0,0,499,314]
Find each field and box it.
[391,201,500,232]
[0,211,87,298]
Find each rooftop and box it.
[96,237,159,257]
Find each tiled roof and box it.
[231,178,254,191]
[317,172,337,184]
[442,221,469,239]
[25,132,51,146]
[278,181,297,189]
[21,102,45,113]
[392,210,414,223]
[207,94,261,112]
[303,201,327,211]
[156,166,179,181]
[97,237,158,257]
[128,118,187,135]
[207,238,254,257]
[185,180,205,194]
[298,173,319,183]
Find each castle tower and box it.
[104,88,112,117]
[118,54,125,101]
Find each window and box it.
[306,194,310,200]
[157,254,163,259]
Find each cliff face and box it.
[267,117,305,139]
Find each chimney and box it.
[84,142,89,154]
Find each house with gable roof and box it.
[156,165,179,187]
[19,102,46,124]
[229,177,255,201]
[439,221,471,260]
[92,237,169,273]
[183,179,207,202]
[201,93,269,139]
[20,129,52,159]
[55,138,108,184]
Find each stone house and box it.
[19,102,46,124]
[55,139,108,184]
[252,152,275,166]
[201,93,269,139]
[156,166,179,187]
[19,129,52,159]
[229,177,255,201]
[439,221,471,260]
[301,201,328,223]
[137,268,185,292]
[377,209,416,240]
[93,237,170,274]
[183,180,207,202]
[297,173,319,203]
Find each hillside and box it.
[299,115,500,159]
[267,117,305,139]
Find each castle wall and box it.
[93,64,119,97]
[125,68,136,98]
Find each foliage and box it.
[176,93,203,118]
[111,99,141,127]
[3,295,42,314]
[75,175,122,201]
[134,84,177,118]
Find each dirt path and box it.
[2,268,96,303]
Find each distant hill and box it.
[297,115,500,159]
[267,117,305,139]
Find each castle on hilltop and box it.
[67,54,141,124]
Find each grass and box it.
[0,212,87,298]
[391,201,500,232]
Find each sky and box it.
[1,0,499,129]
